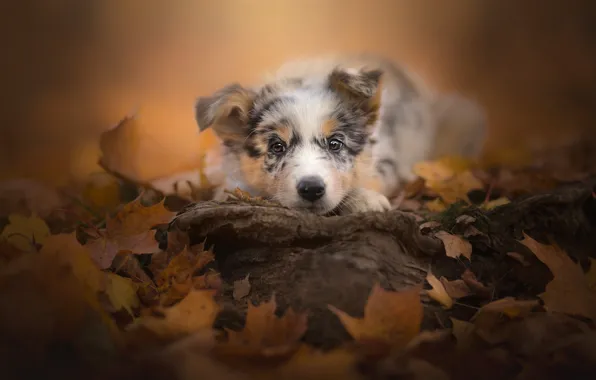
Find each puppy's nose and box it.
[297,176,326,202]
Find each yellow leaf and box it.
[435,231,473,260]
[0,214,50,252]
[81,172,122,212]
[106,273,139,317]
[481,197,510,210]
[426,273,453,309]
[520,234,596,321]
[414,157,482,205]
[425,198,447,212]
[39,233,105,294]
[328,284,423,348]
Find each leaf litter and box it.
[0,141,596,380]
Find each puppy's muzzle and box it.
[296,176,326,202]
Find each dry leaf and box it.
[81,172,122,213]
[426,273,453,309]
[105,273,140,317]
[137,289,220,339]
[472,297,540,333]
[0,214,50,252]
[233,274,251,300]
[86,196,176,269]
[440,277,472,299]
[217,295,308,359]
[329,284,423,348]
[39,233,105,294]
[461,269,493,298]
[520,233,596,320]
[481,197,510,210]
[425,198,447,212]
[435,231,473,260]
[414,158,483,204]
[276,345,362,380]
[450,318,477,349]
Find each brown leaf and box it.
[275,345,362,380]
[440,277,472,299]
[463,225,485,239]
[520,233,596,320]
[329,284,423,348]
[461,269,493,298]
[472,297,540,333]
[435,231,472,260]
[426,273,453,309]
[233,274,251,300]
[136,289,220,339]
[216,295,308,359]
[86,196,176,269]
[450,318,477,350]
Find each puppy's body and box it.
[195,54,486,214]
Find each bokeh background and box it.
[2,0,595,185]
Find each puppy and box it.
[194,54,486,215]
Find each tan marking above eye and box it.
[321,119,338,137]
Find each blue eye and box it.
[328,139,343,151]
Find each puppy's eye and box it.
[328,139,343,152]
[269,142,287,155]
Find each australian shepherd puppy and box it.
[194,54,486,215]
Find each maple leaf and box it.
[435,231,472,260]
[413,157,483,204]
[329,284,423,348]
[105,273,140,317]
[153,245,215,290]
[86,196,176,269]
[0,213,50,252]
[136,289,220,339]
[426,273,453,309]
[216,295,308,359]
[439,277,472,299]
[520,233,596,321]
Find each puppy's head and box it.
[195,68,382,214]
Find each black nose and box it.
[297,176,326,202]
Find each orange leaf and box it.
[217,295,308,359]
[520,233,596,321]
[328,284,423,348]
[136,289,220,339]
[86,196,176,269]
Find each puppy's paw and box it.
[343,188,391,214]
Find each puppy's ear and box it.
[329,67,383,123]
[194,83,256,143]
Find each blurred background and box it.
[2,0,595,185]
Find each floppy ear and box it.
[194,83,256,143]
[329,67,383,123]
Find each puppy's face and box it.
[195,69,382,214]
